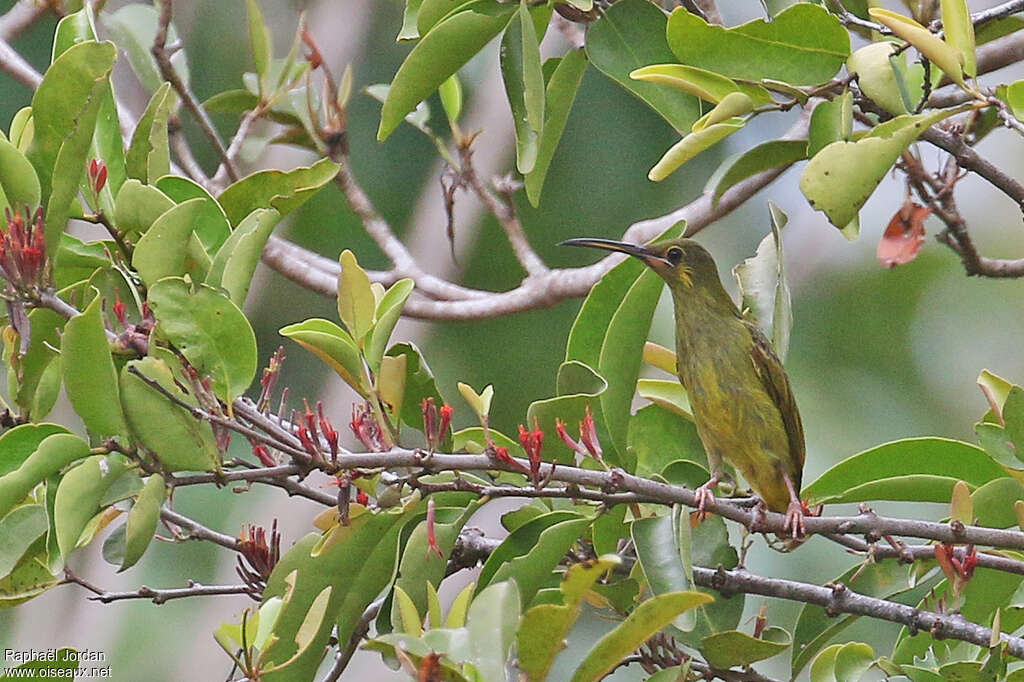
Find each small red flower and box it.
[518,419,544,487]
[112,294,127,328]
[317,401,339,460]
[252,444,276,467]
[491,446,531,475]
[439,404,453,439]
[580,405,603,460]
[350,402,384,452]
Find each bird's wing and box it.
[743,321,805,478]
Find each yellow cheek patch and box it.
[677,266,693,287]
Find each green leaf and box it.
[417,0,477,36]
[148,278,258,404]
[597,226,684,463]
[692,92,754,131]
[632,513,694,629]
[803,437,1008,505]
[52,10,126,205]
[800,107,966,230]
[0,138,41,216]
[629,63,773,106]
[808,90,852,158]
[54,454,123,559]
[0,434,90,521]
[666,3,849,86]
[217,158,340,226]
[246,0,272,88]
[869,8,966,87]
[701,627,791,669]
[365,279,415,373]
[399,0,425,40]
[389,501,480,632]
[526,361,607,464]
[525,48,586,207]
[501,1,545,173]
[337,250,376,342]
[0,424,70,479]
[28,41,117,253]
[713,140,807,206]
[586,0,699,132]
[810,642,876,682]
[155,175,232,253]
[6,309,64,420]
[120,357,220,472]
[280,319,367,396]
[120,473,164,570]
[1002,386,1024,450]
[488,516,594,606]
[61,295,127,438]
[112,179,174,241]
[259,503,418,681]
[630,404,704,478]
[458,382,494,420]
[378,2,517,141]
[393,584,423,635]
[847,43,911,115]
[125,82,172,184]
[132,198,208,285]
[103,4,189,94]
[466,581,521,681]
[0,505,48,580]
[649,120,744,181]
[732,201,791,360]
[477,510,584,593]
[971,477,1024,528]
[439,73,463,126]
[570,591,713,682]
[205,208,281,307]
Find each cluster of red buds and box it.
[934,543,979,595]
[518,418,544,487]
[87,158,107,197]
[111,295,155,355]
[350,402,386,452]
[421,397,453,451]
[294,399,340,462]
[555,405,604,464]
[236,521,281,600]
[1,206,47,292]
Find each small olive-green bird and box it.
[561,237,806,536]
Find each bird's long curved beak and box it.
[558,238,664,266]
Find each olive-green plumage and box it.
[561,237,804,517]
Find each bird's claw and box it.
[784,500,807,539]
[694,480,718,522]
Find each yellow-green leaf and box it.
[649,119,744,181]
[941,0,976,78]
[337,250,375,342]
[869,8,966,87]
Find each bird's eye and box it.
[666,247,684,265]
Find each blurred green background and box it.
[2,0,1022,679]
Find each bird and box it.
[560,236,806,537]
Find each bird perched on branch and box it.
[561,237,807,537]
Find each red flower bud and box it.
[439,404,453,439]
[87,158,107,195]
[112,294,127,328]
[580,405,603,461]
[425,497,443,559]
[355,489,369,506]
[252,444,276,467]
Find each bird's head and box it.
[559,237,717,291]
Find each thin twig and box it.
[458,145,548,277]
[0,1,49,42]
[151,1,237,182]
[321,598,384,682]
[161,506,242,551]
[80,580,256,605]
[0,37,41,89]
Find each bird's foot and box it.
[694,477,720,522]
[784,500,806,539]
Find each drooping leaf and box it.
[629,63,773,106]
[0,138,41,216]
[54,455,124,559]
[525,48,587,207]
[701,627,791,669]
[648,119,745,181]
[119,357,220,472]
[0,505,48,580]
[501,2,545,173]
[732,201,791,359]
[487,516,594,606]
[61,295,127,438]
[586,0,699,132]
[666,3,849,86]
[120,473,165,571]
[800,107,966,230]
[0,424,70,479]
[632,512,695,629]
